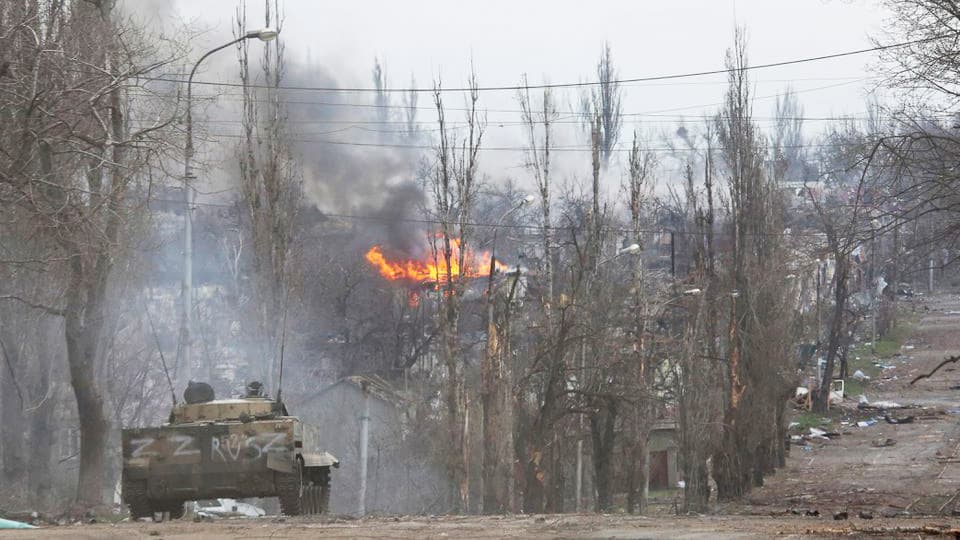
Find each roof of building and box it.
[306,374,408,407]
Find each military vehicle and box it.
[121,382,338,519]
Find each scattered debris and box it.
[815,524,960,536]
[804,509,820,516]
[832,511,848,520]
[809,427,829,439]
[857,419,878,427]
[883,414,915,424]
[858,510,873,520]
[196,498,265,518]
[871,437,897,448]
[852,369,870,381]
[858,398,907,410]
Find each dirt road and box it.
[2,514,960,540]
[735,291,960,518]
[7,292,960,539]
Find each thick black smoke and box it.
[280,62,428,255]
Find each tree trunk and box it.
[481,302,498,513]
[815,255,848,412]
[682,454,710,513]
[0,328,27,491]
[28,339,55,507]
[441,319,467,513]
[482,295,516,514]
[590,398,618,512]
[545,430,564,513]
[64,251,111,509]
[625,435,647,514]
[774,398,787,468]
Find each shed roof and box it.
[306,374,408,407]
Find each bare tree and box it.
[582,43,622,166]
[430,70,485,513]
[710,27,793,499]
[0,0,180,508]
[622,131,657,513]
[234,0,302,390]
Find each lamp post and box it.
[574,241,642,512]
[181,28,278,383]
[481,194,533,513]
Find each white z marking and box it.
[130,438,156,458]
[170,435,200,456]
[259,433,286,454]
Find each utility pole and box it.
[576,340,585,512]
[358,387,370,516]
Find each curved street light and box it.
[181,28,278,382]
[595,243,641,266]
[486,195,535,285]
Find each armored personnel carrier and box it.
[121,382,338,519]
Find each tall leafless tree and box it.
[234,0,302,390]
[430,69,485,513]
[0,0,180,508]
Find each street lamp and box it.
[595,243,641,266]
[486,195,535,284]
[573,240,642,510]
[181,28,278,383]
[481,194,533,513]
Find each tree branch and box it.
[0,294,65,317]
[910,354,960,385]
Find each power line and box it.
[141,34,944,94]
[130,77,877,119]
[131,113,889,127]
[197,131,888,153]
[149,196,828,238]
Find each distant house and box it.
[647,420,680,491]
[297,375,446,516]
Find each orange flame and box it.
[365,239,508,283]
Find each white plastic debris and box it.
[871,400,903,409]
[0,518,36,529]
[809,427,829,439]
[197,498,265,518]
[852,370,870,381]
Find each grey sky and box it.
[141,0,890,204]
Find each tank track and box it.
[276,464,303,516]
[123,479,153,519]
[163,501,185,520]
